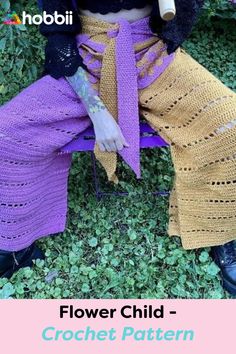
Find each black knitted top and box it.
[40,0,205,79]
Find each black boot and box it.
[0,243,45,279]
[211,240,236,295]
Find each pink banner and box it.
[0,300,235,353]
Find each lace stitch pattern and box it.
[139,49,236,249]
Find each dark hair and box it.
[149,0,205,54]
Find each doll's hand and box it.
[90,109,129,152]
[65,67,129,152]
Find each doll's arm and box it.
[66,68,129,152]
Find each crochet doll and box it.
[0,0,236,296]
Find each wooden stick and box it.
[158,0,176,21]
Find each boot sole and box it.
[1,246,45,279]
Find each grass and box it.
[0,1,235,299]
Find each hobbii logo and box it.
[3,11,73,25]
[22,11,73,25]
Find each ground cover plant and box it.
[0,0,235,299]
